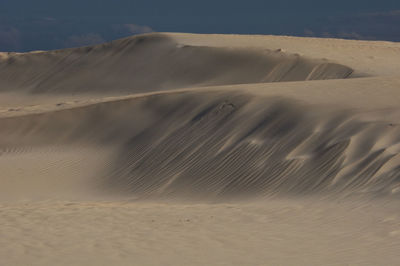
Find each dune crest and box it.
[0,34,352,94]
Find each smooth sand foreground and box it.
[1,199,400,266]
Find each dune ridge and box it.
[0,34,352,94]
[1,91,400,200]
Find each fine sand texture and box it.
[1,33,400,265]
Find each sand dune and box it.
[0,34,352,94]
[1,33,400,265]
[2,91,400,200]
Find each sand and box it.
[1,33,400,265]
[2,199,400,266]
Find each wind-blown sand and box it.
[1,33,400,265]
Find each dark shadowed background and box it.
[0,0,399,51]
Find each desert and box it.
[1,33,400,265]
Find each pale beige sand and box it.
[1,199,400,266]
[1,33,400,265]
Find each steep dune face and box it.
[1,91,400,200]
[0,34,352,94]
[108,94,400,199]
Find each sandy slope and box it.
[1,33,400,265]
